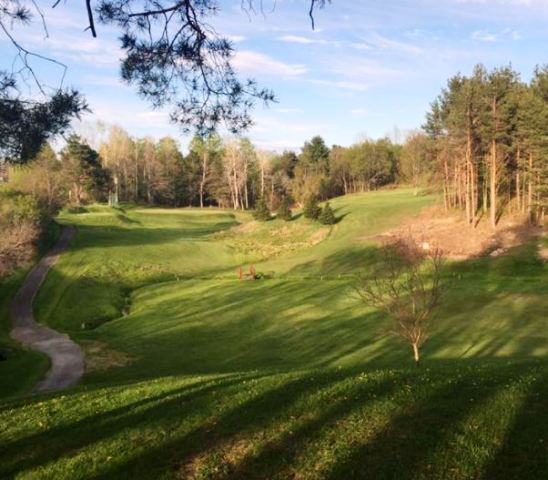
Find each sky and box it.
[1,0,548,152]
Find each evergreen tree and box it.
[253,197,271,221]
[61,135,110,205]
[319,202,336,225]
[303,196,321,219]
[277,196,292,221]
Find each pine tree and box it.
[303,196,321,219]
[319,202,336,225]
[253,197,271,221]
[277,197,292,221]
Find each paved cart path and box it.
[10,226,84,392]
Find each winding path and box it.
[10,226,84,392]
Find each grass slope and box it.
[1,189,547,479]
[0,221,62,399]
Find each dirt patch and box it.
[232,221,260,234]
[373,205,544,259]
[83,341,135,373]
[215,220,329,260]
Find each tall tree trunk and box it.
[516,171,521,213]
[260,162,265,197]
[471,158,477,226]
[465,156,471,224]
[199,151,208,208]
[490,138,497,228]
[490,95,498,229]
[527,152,534,223]
[134,161,139,202]
[455,164,462,209]
[244,160,249,210]
[270,177,275,209]
[443,158,449,211]
[465,115,473,224]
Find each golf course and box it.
[1,189,546,479]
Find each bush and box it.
[277,197,292,221]
[253,197,271,221]
[0,190,43,277]
[303,197,321,220]
[0,190,42,226]
[319,202,336,225]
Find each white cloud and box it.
[307,79,370,92]
[232,50,307,76]
[278,35,372,51]
[472,30,498,41]
[278,35,318,44]
[471,28,521,41]
[226,34,246,43]
[364,33,424,55]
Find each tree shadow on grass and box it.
[95,363,541,480]
[2,362,546,479]
[480,365,548,479]
[322,365,528,480]
[90,369,357,479]
[216,371,403,480]
[0,373,252,478]
[0,369,353,479]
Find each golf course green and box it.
[1,189,546,479]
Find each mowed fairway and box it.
[1,189,547,479]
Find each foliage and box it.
[423,64,548,225]
[0,73,86,165]
[61,135,111,206]
[59,129,408,212]
[0,189,42,276]
[253,197,271,221]
[319,202,336,225]
[277,196,292,221]
[7,144,67,213]
[303,196,321,220]
[0,1,332,136]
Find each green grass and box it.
[0,221,61,399]
[1,361,546,479]
[0,267,49,397]
[1,189,547,479]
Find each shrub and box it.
[277,197,292,221]
[0,190,42,277]
[303,197,321,220]
[319,202,336,225]
[253,197,271,221]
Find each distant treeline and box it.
[4,64,547,226]
[6,132,404,212]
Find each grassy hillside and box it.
[1,189,547,479]
[0,221,62,398]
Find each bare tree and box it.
[354,237,447,366]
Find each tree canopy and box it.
[0,0,331,152]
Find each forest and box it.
[2,64,546,278]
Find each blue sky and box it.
[2,0,548,151]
